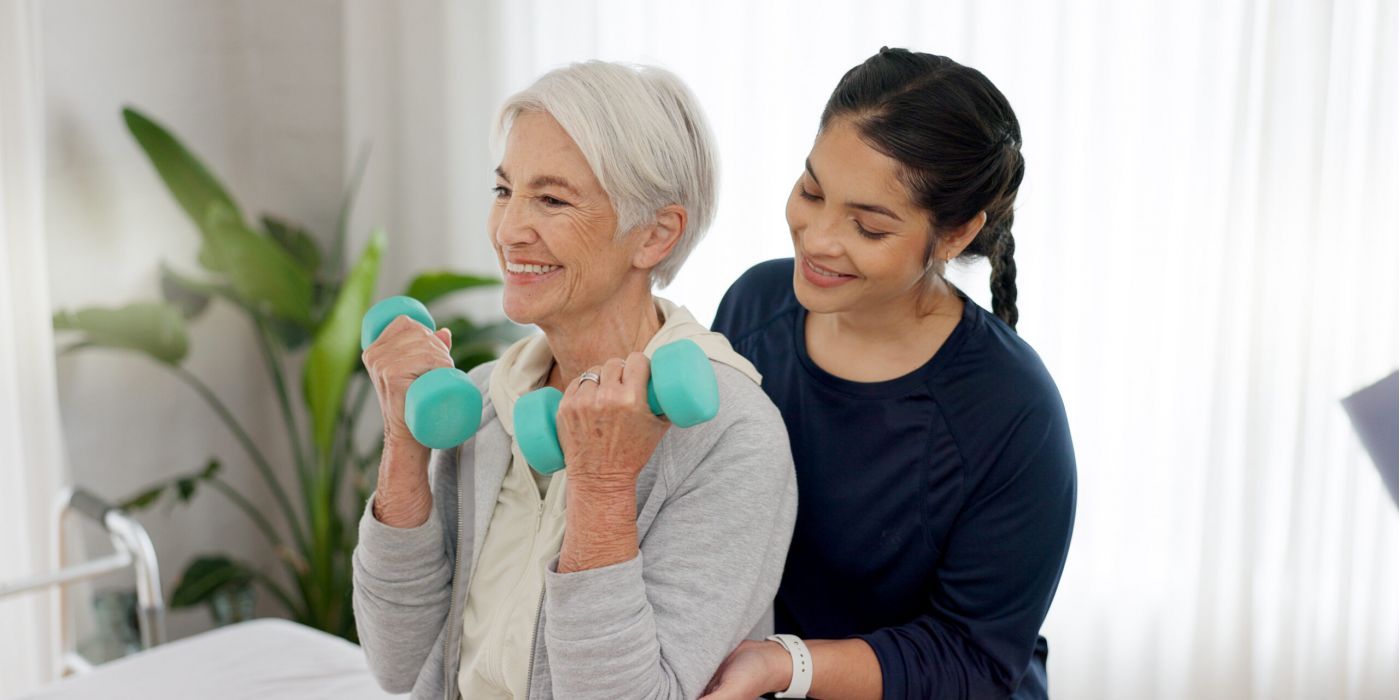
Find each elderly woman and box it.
[352,61,797,700]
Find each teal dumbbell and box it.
[361,296,482,449]
[514,338,719,475]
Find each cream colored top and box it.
[456,331,563,699]
[456,298,761,698]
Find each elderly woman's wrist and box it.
[560,476,639,572]
[371,488,432,529]
[557,535,637,573]
[558,506,638,571]
[569,471,636,499]
[567,476,637,526]
[383,429,428,456]
[372,437,434,528]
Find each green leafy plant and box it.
[53,107,521,642]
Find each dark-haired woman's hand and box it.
[700,639,790,700]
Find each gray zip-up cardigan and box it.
[352,360,798,700]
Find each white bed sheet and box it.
[21,618,407,700]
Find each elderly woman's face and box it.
[489,111,634,328]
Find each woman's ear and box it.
[939,210,987,261]
[632,204,688,270]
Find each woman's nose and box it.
[802,215,845,257]
[492,197,536,247]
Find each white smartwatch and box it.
[766,633,813,699]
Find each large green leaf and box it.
[161,260,311,350]
[404,271,500,306]
[53,302,189,365]
[262,215,322,277]
[266,317,313,351]
[162,213,318,350]
[122,107,242,273]
[304,230,385,454]
[203,205,315,327]
[261,216,326,342]
[170,555,255,608]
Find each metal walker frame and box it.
[0,487,165,676]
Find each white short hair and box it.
[495,61,719,288]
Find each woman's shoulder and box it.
[937,303,1075,484]
[711,258,800,344]
[953,302,1062,404]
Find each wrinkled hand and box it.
[360,315,453,444]
[556,352,670,487]
[700,639,790,700]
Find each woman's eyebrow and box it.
[849,200,903,222]
[806,157,905,222]
[528,175,581,198]
[501,162,582,198]
[496,166,582,198]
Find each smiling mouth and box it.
[504,261,562,275]
[803,256,855,278]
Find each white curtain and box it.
[0,0,69,695]
[353,1,1398,697]
[342,0,509,321]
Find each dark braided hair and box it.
[820,47,1024,330]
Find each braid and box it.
[989,218,1019,330]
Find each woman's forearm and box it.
[370,435,434,529]
[759,638,883,700]
[807,639,883,699]
[557,477,638,573]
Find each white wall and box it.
[42,0,344,642]
[342,0,509,324]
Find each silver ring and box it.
[578,371,601,386]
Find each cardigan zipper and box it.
[443,459,467,700]
[524,499,545,699]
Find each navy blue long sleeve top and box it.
[711,259,1077,699]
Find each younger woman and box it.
[703,48,1077,699]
